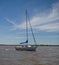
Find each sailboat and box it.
[15,10,37,51]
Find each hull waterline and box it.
[15,46,37,51]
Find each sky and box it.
[0,0,59,45]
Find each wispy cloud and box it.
[5,18,21,30]
[5,2,59,32]
[36,23,59,32]
[5,18,16,25]
[20,2,59,32]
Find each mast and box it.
[26,9,28,43]
[20,9,37,45]
[26,9,37,45]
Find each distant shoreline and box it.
[0,44,59,46]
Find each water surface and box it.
[0,46,59,65]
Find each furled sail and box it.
[20,40,28,44]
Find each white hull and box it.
[15,45,37,51]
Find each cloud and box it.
[5,2,59,32]
[5,18,21,30]
[5,18,17,25]
[15,36,26,39]
[36,23,59,32]
[19,2,59,32]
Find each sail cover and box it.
[20,40,28,44]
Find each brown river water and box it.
[0,46,59,65]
